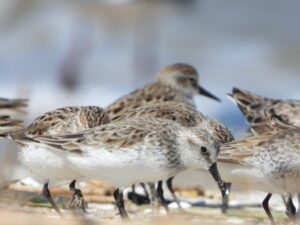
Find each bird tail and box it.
[0,116,24,139]
[0,98,28,114]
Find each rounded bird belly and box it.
[267,167,300,194]
[18,145,83,184]
[67,148,176,187]
[219,162,283,193]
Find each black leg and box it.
[130,184,139,205]
[148,182,159,210]
[141,183,150,199]
[262,193,275,225]
[42,180,62,216]
[221,182,232,213]
[297,194,300,219]
[113,188,129,220]
[68,180,86,212]
[286,193,296,221]
[166,177,182,210]
[156,180,170,214]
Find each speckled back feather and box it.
[25,118,183,155]
[106,83,193,116]
[111,102,234,144]
[0,115,24,137]
[219,128,300,165]
[0,98,28,114]
[106,63,203,116]
[26,106,110,136]
[229,87,300,134]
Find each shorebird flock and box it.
[1,63,300,224]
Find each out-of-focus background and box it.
[0,0,300,222]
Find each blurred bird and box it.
[23,117,228,220]
[111,102,233,209]
[219,128,300,224]
[0,115,23,138]
[228,87,300,220]
[5,106,110,215]
[228,87,300,134]
[106,63,221,208]
[106,63,220,116]
[0,98,28,115]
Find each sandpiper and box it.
[106,63,221,206]
[25,117,228,220]
[228,87,300,216]
[0,98,28,114]
[6,106,110,214]
[228,87,300,134]
[0,115,23,137]
[219,128,300,224]
[112,101,234,209]
[106,63,220,117]
[0,97,27,135]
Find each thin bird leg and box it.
[68,180,86,212]
[156,180,170,214]
[130,184,139,204]
[113,188,129,220]
[281,194,287,207]
[166,177,182,210]
[148,182,159,210]
[221,182,232,213]
[262,193,275,225]
[297,194,300,219]
[285,193,296,221]
[42,180,62,216]
[140,183,150,199]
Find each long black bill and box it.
[198,86,221,102]
[208,162,229,200]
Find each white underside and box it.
[219,162,284,194]
[65,146,179,188]
[18,144,84,185]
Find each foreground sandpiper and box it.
[112,101,234,209]
[106,63,221,206]
[5,106,110,214]
[24,117,228,220]
[219,128,300,224]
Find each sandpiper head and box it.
[184,128,220,169]
[181,128,228,198]
[155,63,220,101]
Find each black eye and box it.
[201,146,207,153]
[189,78,196,82]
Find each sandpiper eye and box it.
[201,146,207,153]
[189,78,196,82]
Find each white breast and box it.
[18,144,84,185]
[65,144,177,188]
[219,162,283,194]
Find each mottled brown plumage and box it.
[0,98,28,114]
[0,115,23,137]
[219,128,300,193]
[28,117,227,219]
[111,102,234,145]
[25,106,110,136]
[9,106,110,185]
[0,97,27,137]
[229,87,300,134]
[218,132,274,165]
[106,63,220,116]
[31,118,180,154]
[218,127,300,224]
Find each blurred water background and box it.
[0,0,300,192]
